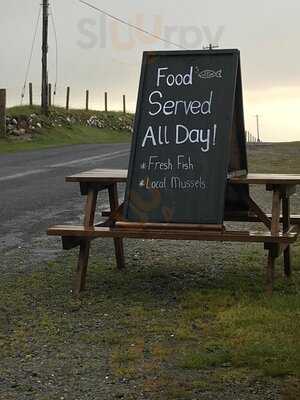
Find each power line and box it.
[78,0,187,50]
[21,5,42,104]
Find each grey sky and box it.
[1,0,300,141]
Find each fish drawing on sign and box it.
[197,69,223,79]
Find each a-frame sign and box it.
[124,49,249,224]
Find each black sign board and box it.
[124,49,248,224]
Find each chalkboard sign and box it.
[124,49,248,224]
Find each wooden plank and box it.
[47,225,298,244]
[116,222,224,231]
[74,187,98,295]
[65,169,300,185]
[248,197,271,230]
[282,195,292,277]
[271,190,281,235]
[66,169,128,183]
[223,212,300,225]
[108,209,300,225]
[230,173,300,185]
[74,240,90,295]
[108,184,125,270]
[84,189,98,228]
[98,204,124,227]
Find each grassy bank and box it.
[0,124,131,153]
[0,106,133,153]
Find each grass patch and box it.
[0,124,131,153]
[248,142,300,173]
[1,242,300,398]
[180,346,232,369]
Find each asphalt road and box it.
[0,143,130,253]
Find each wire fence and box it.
[5,83,136,113]
[2,85,260,142]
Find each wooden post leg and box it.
[108,184,125,270]
[73,188,98,295]
[265,188,281,295]
[282,195,292,277]
[74,240,90,295]
[271,189,281,236]
[266,250,275,296]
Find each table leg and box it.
[271,189,281,235]
[265,188,281,295]
[74,240,91,295]
[73,188,98,295]
[266,250,275,296]
[108,184,125,270]
[282,195,292,277]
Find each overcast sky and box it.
[1,0,300,141]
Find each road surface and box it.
[0,144,130,256]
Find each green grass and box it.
[0,124,131,153]
[0,105,132,153]
[1,241,300,398]
[248,142,300,173]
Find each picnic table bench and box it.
[47,169,300,295]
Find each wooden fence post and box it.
[123,94,126,114]
[86,90,89,111]
[29,83,33,106]
[66,87,70,110]
[0,89,6,137]
[48,83,52,107]
[104,92,108,112]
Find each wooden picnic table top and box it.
[230,173,300,185]
[66,169,300,185]
[66,169,128,183]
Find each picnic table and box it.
[48,169,300,295]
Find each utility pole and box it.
[0,89,6,137]
[256,114,261,142]
[203,44,219,50]
[41,0,49,114]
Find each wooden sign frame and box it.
[124,49,249,224]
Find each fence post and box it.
[29,82,33,106]
[0,89,6,137]
[86,90,89,111]
[66,87,70,110]
[123,94,126,114]
[48,83,52,107]
[104,91,108,112]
